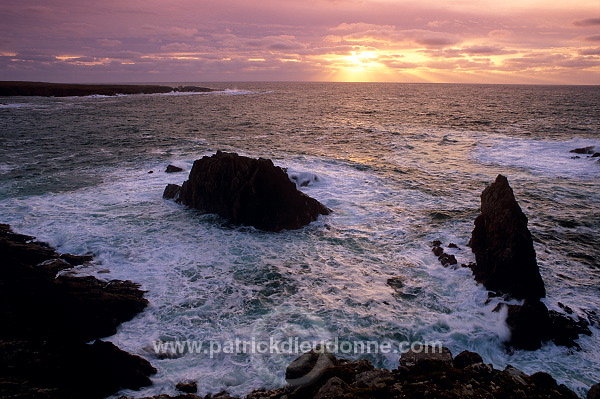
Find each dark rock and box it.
[505,300,551,350]
[589,383,600,399]
[386,276,404,292]
[0,224,155,399]
[448,243,460,249]
[352,369,394,389]
[432,246,444,257]
[59,253,93,266]
[400,345,452,367]
[592,152,600,158]
[285,347,337,387]
[548,309,592,348]
[163,183,181,200]
[470,174,546,300]
[558,302,574,314]
[431,240,442,247]
[148,170,154,173]
[176,85,214,93]
[572,156,581,159]
[289,172,319,188]
[453,350,483,369]
[165,165,184,173]
[170,151,330,232]
[503,364,529,385]
[529,371,557,389]
[438,253,457,267]
[312,377,349,399]
[176,381,198,393]
[570,146,595,154]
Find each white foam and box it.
[0,153,598,398]
[475,136,600,179]
[0,103,33,108]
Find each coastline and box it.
[0,81,213,97]
[0,224,156,399]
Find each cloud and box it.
[583,34,600,42]
[96,39,122,48]
[244,35,306,50]
[460,45,514,55]
[579,47,600,55]
[343,28,460,48]
[573,18,600,27]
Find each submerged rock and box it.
[469,174,546,300]
[165,151,330,232]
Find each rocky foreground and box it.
[0,224,156,399]
[120,345,596,399]
[0,81,213,97]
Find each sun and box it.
[326,50,389,82]
[344,51,379,67]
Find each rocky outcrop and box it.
[0,224,155,399]
[164,151,330,232]
[469,174,545,300]
[431,240,458,267]
[466,176,593,350]
[165,165,184,173]
[569,146,596,154]
[120,347,583,399]
[0,81,213,97]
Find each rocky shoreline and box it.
[0,81,213,97]
[118,345,592,399]
[0,224,156,399]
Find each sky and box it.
[1,0,599,84]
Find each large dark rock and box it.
[589,383,600,399]
[505,300,552,350]
[0,224,155,399]
[166,151,330,232]
[453,350,483,369]
[470,174,546,300]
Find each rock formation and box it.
[0,224,155,399]
[163,151,330,232]
[165,164,184,173]
[467,176,592,350]
[469,174,545,300]
[119,346,585,399]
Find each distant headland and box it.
[0,81,214,97]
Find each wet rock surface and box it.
[164,151,330,232]
[0,224,155,399]
[119,347,584,399]
[469,174,545,300]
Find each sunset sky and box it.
[1,0,599,84]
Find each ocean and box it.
[0,82,599,397]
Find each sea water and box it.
[0,83,599,397]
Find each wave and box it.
[475,136,600,179]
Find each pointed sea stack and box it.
[163,151,330,232]
[470,174,545,300]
